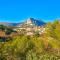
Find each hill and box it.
[0,18,46,27]
[0,22,20,27]
[16,18,46,28]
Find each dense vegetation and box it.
[0,20,60,60]
[0,25,14,35]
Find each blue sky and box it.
[0,0,60,22]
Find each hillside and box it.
[17,18,46,27]
[26,18,46,26]
[0,22,20,27]
[0,18,46,27]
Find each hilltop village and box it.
[0,18,46,39]
[13,18,46,35]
